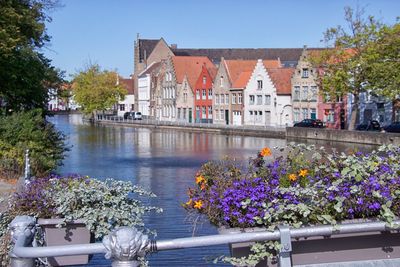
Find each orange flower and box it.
[185,199,193,206]
[200,183,206,190]
[299,169,308,177]
[260,147,272,157]
[289,173,297,181]
[194,200,203,209]
[196,175,205,184]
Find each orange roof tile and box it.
[263,59,281,69]
[232,71,252,88]
[224,60,257,85]
[119,78,134,94]
[267,68,295,95]
[172,56,216,89]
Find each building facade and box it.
[193,64,217,123]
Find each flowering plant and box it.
[184,144,400,265]
[0,174,162,265]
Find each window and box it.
[196,90,200,100]
[131,104,134,111]
[302,108,308,120]
[196,105,200,114]
[225,94,229,104]
[183,108,187,119]
[215,94,220,105]
[302,86,308,101]
[220,109,224,120]
[310,108,316,119]
[310,86,317,101]
[294,108,300,122]
[249,95,255,105]
[208,89,212,99]
[177,108,181,119]
[202,89,206,99]
[302,68,309,78]
[172,87,175,98]
[265,95,271,105]
[336,95,343,102]
[238,93,242,104]
[203,76,206,84]
[324,93,331,102]
[232,93,236,104]
[294,86,300,101]
[220,76,224,87]
[257,80,263,90]
[202,106,206,117]
[184,93,187,102]
[257,95,262,105]
[208,106,212,118]
[119,104,125,111]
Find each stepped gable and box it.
[119,78,135,94]
[138,39,160,62]
[267,68,295,95]
[172,48,306,66]
[171,56,215,91]
[224,59,257,85]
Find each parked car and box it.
[356,120,381,131]
[293,119,324,128]
[123,112,142,120]
[384,122,400,133]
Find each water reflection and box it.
[49,114,376,266]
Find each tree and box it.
[0,0,63,114]
[72,64,127,117]
[312,7,399,130]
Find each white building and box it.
[138,62,161,116]
[244,59,294,127]
[117,78,135,117]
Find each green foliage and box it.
[72,64,127,115]
[311,6,399,129]
[0,109,67,178]
[0,0,64,114]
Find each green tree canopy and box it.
[72,64,127,116]
[0,0,63,114]
[311,7,399,129]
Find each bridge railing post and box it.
[9,216,36,267]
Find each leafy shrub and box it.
[0,109,67,179]
[0,174,162,265]
[184,144,400,265]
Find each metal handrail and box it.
[9,216,400,267]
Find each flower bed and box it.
[184,144,400,265]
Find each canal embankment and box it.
[93,117,400,145]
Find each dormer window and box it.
[257,80,263,90]
[302,68,309,78]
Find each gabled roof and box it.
[171,56,215,90]
[119,78,134,94]
[138,62,161,77]
[224,59,257,85]
[232,71,252,89]
[267,68,295,95]
[138,39,160,62]
[263,59,281,69]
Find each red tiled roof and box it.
[263,59,281,69]
[172,56,215,89]
[224,59,257,85]
[232,71,252,88]
[267,68,295,95]
[119,78,134,94]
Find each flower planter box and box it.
[219,223,400,266]
[37,218,91,266]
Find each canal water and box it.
[48,114,376,267]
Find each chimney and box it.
[170,44,177,49]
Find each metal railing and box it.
[9,216,400,267]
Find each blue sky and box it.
[42,0,400,79]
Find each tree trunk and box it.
[348,94,359,130]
